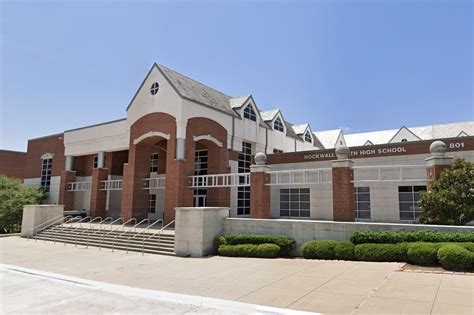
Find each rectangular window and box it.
[355,187,371,219]
[273,148,283,154]
[193,149,208,207]
[280,188,310,218]
[41,158,53,192]
[93,155,98,168]
[148,194,156,214]
[150,153,159,173]
[237,142,252,215]
[399,186,426,221]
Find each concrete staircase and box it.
[33,225,176,256]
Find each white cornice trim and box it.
[40,152,54,160]
[133,131,171,145]
[193,135,223,148]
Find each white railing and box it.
[143,175,166,189]
[68,181,92,191]
[101,179,123,191]
[352,165,428,183]
[267,168,332,185]
[189,173,250,188]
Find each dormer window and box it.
[304,131,312,143]
[274,118,284,132]
[243,105,256,121]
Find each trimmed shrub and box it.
[301,240,337,259]
[214,236,227,252]
[216,234,296,255]
[437,244,473,271]
[334,241,355,260]
[350,230,474,245]
[460,242,474,252]
[354,243,404,262]
[395,242,410,262]
[217,243,280,258]
[406,243,439,266]
[255,244,281,258]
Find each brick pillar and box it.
[425,140,453,188]
[58,171,76,210]
[90,168,110,218]
[164,159,193,224]
[250,153,271,219]
[331,146,355,222]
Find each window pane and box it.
[400,211,414,220]
[399,193,413,202]
[399,186,412,192]
[280,210,289,217]
[300,210,310,217]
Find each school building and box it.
[1,63,473,225]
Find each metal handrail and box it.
[98,217,134,250]
[83,217,119,248]
[27,215,66,240]
[32,215,73,241]
[111,218,149,252]
[43,216,83,244]
[63,216,101,245]
[57,216,95,245]
[86,216,103,229]
[142,220,174,255]
[126,219,163,253]
[71,216,110,247]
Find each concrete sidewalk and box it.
[1,236,472,314]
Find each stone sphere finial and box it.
[335,145,350,160]
[429,140,447,158]
[254,152,267,165]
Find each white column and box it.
[176,120,187,160]
[97,151,106,168]
[65,156,74,171]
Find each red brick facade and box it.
[0,150,26,179]
[25,134,65,179]
[90,168,110,218]
[331,165,356,222]
[58,171,76,210]
[250,170,271,219]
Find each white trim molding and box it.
[133,131,171,145]
[193,135,223,148]
[40,152,54,160]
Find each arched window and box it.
[243,105,256,121]
[401,138,408,142]
[273,118,284,132]
[304,131,312,143]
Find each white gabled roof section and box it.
[259,109,280,121]
[364,140,374,146]
[388,126,421,143]
[230,95,251,109]
[313,129,342,149]
[457,131,469,137]
[291,123,309,135]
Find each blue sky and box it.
[1,0,472,152]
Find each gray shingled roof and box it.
[158,64,239,117]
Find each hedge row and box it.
[301,240,474,271]
[215,233,296,256]
[218,244,281,258]
[350,230,474,245]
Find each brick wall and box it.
[25,134,65,178]
[0,150,26,179]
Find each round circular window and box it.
[150,82,160,95]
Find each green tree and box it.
[418,158,474,225]
[0,176,45,234]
